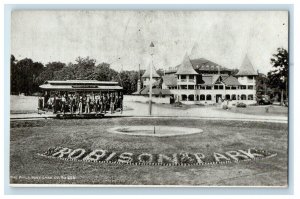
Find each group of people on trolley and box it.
[40,91,123,115]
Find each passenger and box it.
[53,95,57,114]
[110,93,115,114]
[91,94,96,113]
[114,93,119,111]
[78,95,83,114]
[85,95,91,114]
[70,94,76,114]
[120,93,123,114]
[100,94,104,114]
[61,94,66,114]
[103,94,108,114]
[47,97,53,110]
[95,95,99,114]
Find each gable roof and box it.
[236,55,258,76]
[222,76,241,86]
[198,74,238,86]
[211,75,221,84]
[142,63,160,78]
[162,74,177,86]
[132,86,171,96]
[175,53,198,75]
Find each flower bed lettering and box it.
[38,146,277,166]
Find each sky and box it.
[11,10,288,74]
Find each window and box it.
[248,76,253,80]
[181,75,186,79]
[188,85,194,90]
[206,95,212,101]
[188,95,194,101]
[219,85,224,90]
[231,86,236,90]
[226,86,231,90]
[182,95,187,101]
[181,85,187,89]
[240,85,246,90]
[200,85,206,90]
[241,94,246,100]
[231,94,236,100]
[200,94,205,101]
[248,95,254,100]
[189,75,194,79]
[214,85,218,90]
[248,85,254,90]
[206,86,212,90]
[225,94,230,100]
[196,95,199,101]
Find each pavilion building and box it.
[160,54,258,105]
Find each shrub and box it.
[236,102,247,108]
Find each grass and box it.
[10,118,288,186]
[218,105,288,116]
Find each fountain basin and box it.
[108,125,203,137]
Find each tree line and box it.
[10,55,141,95]
[10,47,288,103]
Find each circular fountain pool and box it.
[108,125,203,137]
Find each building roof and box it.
[197,74,239,86]
[201,76,213,85]
[222,76,241,86]
[142,63,160,78]
[191,58,232,72]
[172,58,232,74]
[45,80,119,85]
[40,80,122,90]
[132,86,172,96]
[175,53,198,75]
[162,74,177,87]
[39,84,123,90]
[211,75,221,84]
[236,55,258,76]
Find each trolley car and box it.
[38,80,123,119]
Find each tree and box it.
[118,70,139,94]
[73,56,97,79]
[11,56,44,95]
[10,55,18,94]
[36,61,66,84]
[94,62,118,81]
[267,48,288,105]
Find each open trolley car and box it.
[38,80,123,119]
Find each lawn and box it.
[219,105,288,116]
[10,117,288,186]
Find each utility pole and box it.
[149,42,155,115]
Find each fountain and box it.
[108,125,203,137]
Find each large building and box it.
[138,53,258,105]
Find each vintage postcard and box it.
[10,10,288,186]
